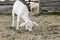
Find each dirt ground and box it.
[0,13,60,40]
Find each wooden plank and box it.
[42,2,60,6]
[48,10,60,12]
[0,5,12,10]
[41,7,60,10]
[41,0,60,2]
[0,1,14,5]
[40,0,60,12]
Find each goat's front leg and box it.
[12,11,15,27]
[25,24,29,30]
[28,23,33,32]
[16,15,20,30]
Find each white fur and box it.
[12,0,38,31]
[29,2,39,11]
[0,0,5,1]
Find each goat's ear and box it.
[33,22,38,26]
[19,22,26,27]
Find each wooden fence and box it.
[0,0,60,14]
[0,1,28,14]
[40,0,60,13]
[0,1,39,14]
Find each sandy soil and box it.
[0,14,60,40]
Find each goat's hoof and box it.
[16,28,19,30]
[25,28,29,30]
[29,30,32,32]
[29,29,32,32]
[25,29,28,30]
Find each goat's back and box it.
[13,1,29,16]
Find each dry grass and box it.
[0,13,60,40]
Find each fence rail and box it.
[40,0,60,13]
[0,1,39,14]
[0,1,39,5]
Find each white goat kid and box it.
[29,2,39,12]
[12,0,38,31]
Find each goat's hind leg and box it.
[12,10,15,27]
[16,15,20,30]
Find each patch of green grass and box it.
[32,13,40,16]
[40,12,60,16]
